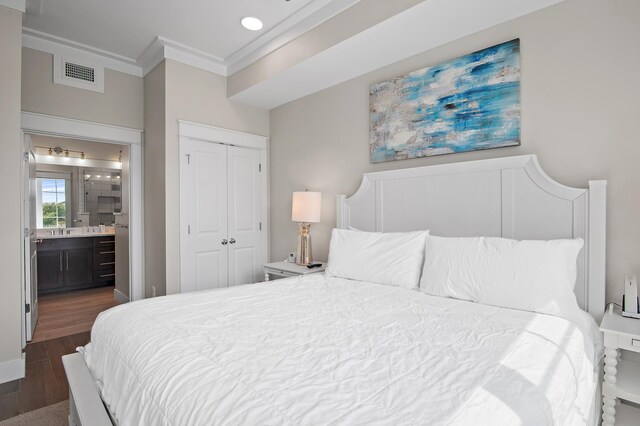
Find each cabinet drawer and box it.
[93,237,115,248]
[265,269,298,278]
[37,238,92,251]
[618,334,640,353]
[93,252,115,268]
[94,247,116,256]
[93,270,116,283]
[94,259,116,270]
[37,238,60,252]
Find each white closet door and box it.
[227,146,262,286]
[181,140,228,292]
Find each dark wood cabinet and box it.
[37,250,64,291]
[63,248,93,287]
[37,235,116,295]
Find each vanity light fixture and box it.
[41,145,88,162]
[241,16,263,31]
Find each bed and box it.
[63,154,607,425]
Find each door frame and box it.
[20,112,144,346]
[23,135,37,342]
[178,120,269,291]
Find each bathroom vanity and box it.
[37,233,115,294]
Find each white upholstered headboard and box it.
[337,155,607,321]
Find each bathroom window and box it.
[38,178,67,228]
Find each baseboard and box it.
[113,288,129,304]
[0,353,25,384]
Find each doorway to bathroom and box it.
[21,112,143,346]
[26,135,127,342]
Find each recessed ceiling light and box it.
[241,16,263,31]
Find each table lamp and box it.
[291,190,321,265]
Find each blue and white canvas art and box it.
[370,39,520,163]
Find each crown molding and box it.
[22,28,142,76]
[138,36,227,76]
[225,0,360,75]
[21,0,362,78]
[0,0,25,13]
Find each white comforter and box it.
[84,274,602,426]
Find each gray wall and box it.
[143,61,167,297]
[22,48,144,129]
[163,59,269,294]
[142,59,269,296]
[0,5,23,372]
[269,0,640,303]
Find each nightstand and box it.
[600,304,640,425]
[263,261,326,281]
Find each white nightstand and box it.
[600,304,640,425]
[263,261,326,281]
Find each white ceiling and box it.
[22,0,358,75]
[15,0,565,108]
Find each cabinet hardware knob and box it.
[221,239,228,245]
[229,238,236,244]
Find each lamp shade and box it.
[291,191,321,223]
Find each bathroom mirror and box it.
[32,135,125,229]
[36,164,122,228]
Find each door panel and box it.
[64,249,92,287]
[181,140,228,292]
[227,146,262,286]
[24,134,38,341]
[230,246,259,286]
[115,145,130,300]
[196,252,224,288]
[36,250,64,291]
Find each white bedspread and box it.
[83,274,602,426]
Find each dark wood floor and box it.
[0,332,90,421]
[32,286,118,343]
[0,286,120,421]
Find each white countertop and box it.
[39,231,115,240]
[37,226,116,239]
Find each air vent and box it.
[53,55,104,93]
[65,62,95,82]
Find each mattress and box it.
[83,274,602,425]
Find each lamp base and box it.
[296,223,313,266]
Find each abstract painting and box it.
[370,39,520,163]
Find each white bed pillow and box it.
[326,228,429,289]
[419,235,584,321]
